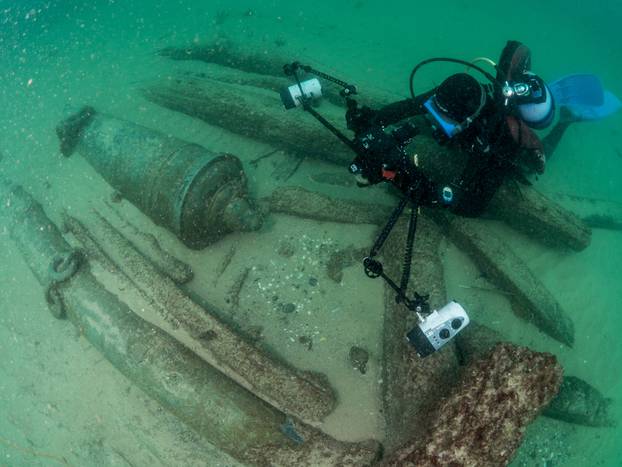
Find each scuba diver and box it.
[344,40,620,216]
[281,40,620,356]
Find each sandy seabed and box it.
[1,2,621,465]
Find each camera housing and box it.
[280,78,322,109]
[406,301,469,357]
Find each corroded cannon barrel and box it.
[63,209,338,425]
[0,179,381,466]
[141,72,354,165]
[56,106,262,249]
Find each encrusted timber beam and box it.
[430,210,575,347]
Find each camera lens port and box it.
[439,328,450,339]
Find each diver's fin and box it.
[565,90,622,121]
[549,74,604,107]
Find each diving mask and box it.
[424,85,486,139]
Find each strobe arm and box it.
[283,62,358,98]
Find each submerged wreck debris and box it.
[381,215,459,451]
[100,200,194,284]
[174,64,348,109]
[55,106,262,249]
[349,346,370,375]
[249,148,280,167]
[227,266,251,310]
[551,192,622,232]
[63,208,337,425]
[282,154,306,181]
[158,38,286,77]
[141,71,355,165]
[431,210,576,347]
[266,186,391,225]
[326,245,369,283]
[383,343,563,466]
[457,322,615,428]
[0,181,380,466]
[214,244,236,283]
[489,183,592,251]
[545,376,616,427]
[309,170,357,187]
[156,39,393,107]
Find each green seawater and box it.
[1,1,621,466]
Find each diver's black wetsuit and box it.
[370,91,537,217]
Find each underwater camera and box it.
[407,301,469,358]
[280,61,470,357]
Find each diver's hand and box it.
[346,105,377,134]
[349,155,385,185]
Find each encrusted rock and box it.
[457,321,615,428]
[383,343,563,467]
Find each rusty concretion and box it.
[56,106,262,249]
[381,215,459,452]
[457,321,615,428]
[431,210,576,347]
[0,179,381,466]
[63,209,337,425]
[383,343,563,466]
